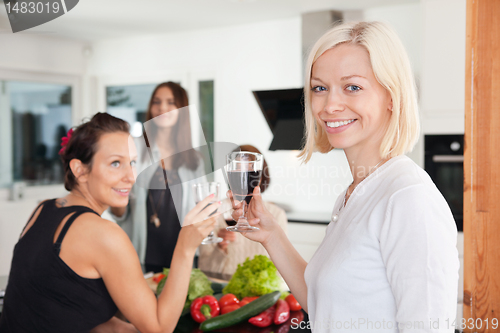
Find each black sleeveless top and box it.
[0,199,118,333]
[145,166,182,269]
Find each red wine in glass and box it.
[225,219,237,227]
[224,152,263,232]
[227,170,262,204]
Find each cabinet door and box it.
[288,223,327,262]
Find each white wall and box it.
[364,3,422,78]
[0,34,88,276]
[420,0,466,134]
[0,34,87,75]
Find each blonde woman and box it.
[229,22,459,332]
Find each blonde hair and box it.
[298,21,420,163]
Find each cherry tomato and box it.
[218,293,240,308]
[221,304,241,315]
[239,296,259,307]
[152,273,166,284]
[285,294,301,311]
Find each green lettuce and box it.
[156,268,213,312]
[222,255,282,299]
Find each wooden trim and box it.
[464,0,500,331]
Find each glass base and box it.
[226,224,259,232]
[201,236,223,244]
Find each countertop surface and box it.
[286,211,332,224]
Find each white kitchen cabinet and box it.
[288,222,328,262]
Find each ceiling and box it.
[0,0,418,41]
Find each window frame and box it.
[0,68,81,189]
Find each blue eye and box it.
[311,86,327,92]
[130,160,137,167]
[111,161,120,168]
[346,85,361,92]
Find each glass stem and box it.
[240,201,247,221]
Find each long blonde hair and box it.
[298,21,420,163]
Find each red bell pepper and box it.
[190,295,220,323]
[248,305,276,327]
[285,294,302,311]
[274,299,290,325]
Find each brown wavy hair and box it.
[60,112,130,191]
[144,81,199,170]
[238,145,270,194]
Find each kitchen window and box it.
[0,80,73,188]
[106,83,157,137]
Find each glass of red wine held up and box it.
[192,182,223,244]
[224,152,263,232]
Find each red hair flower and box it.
[59,128,74,155]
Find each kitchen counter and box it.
[286,211,331,224]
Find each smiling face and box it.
[150,86,180,128]
[83,132,137,209]
[310,43,392,157]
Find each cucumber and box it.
[199,291,281,331]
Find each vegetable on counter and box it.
[218,293,239,308]
[248,305,276,327]
[152,273,166,284]
[220,304,240,315]
[239,296,259,307]
[156,268,214,314]
[223,255,283,300]
[273,299,290,325]
[190,295,220,323]
[285,294,302,311]
[199,291,281,331]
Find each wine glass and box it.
[224,152,263,232]
[192,182,223,244]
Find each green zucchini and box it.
[199,291,281,331]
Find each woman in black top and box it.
[0,113,219,332]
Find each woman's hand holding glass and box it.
[217,227,237,252]
[177,195,221,251]
[193,182,223,244]
[227,186,280,246]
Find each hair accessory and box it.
[58,128,74,155]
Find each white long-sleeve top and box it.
[304,155,459,333]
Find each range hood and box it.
[253,88,305,151]
[253,10,360,150]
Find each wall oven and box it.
[424,134,464,231]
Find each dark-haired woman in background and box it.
[0,113,218,332]
[198,145,288,276]
[110,82,205,273]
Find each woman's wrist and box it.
[261,224,285,249]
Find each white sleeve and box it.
[107,204,130,223]
[379,184,459,333]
